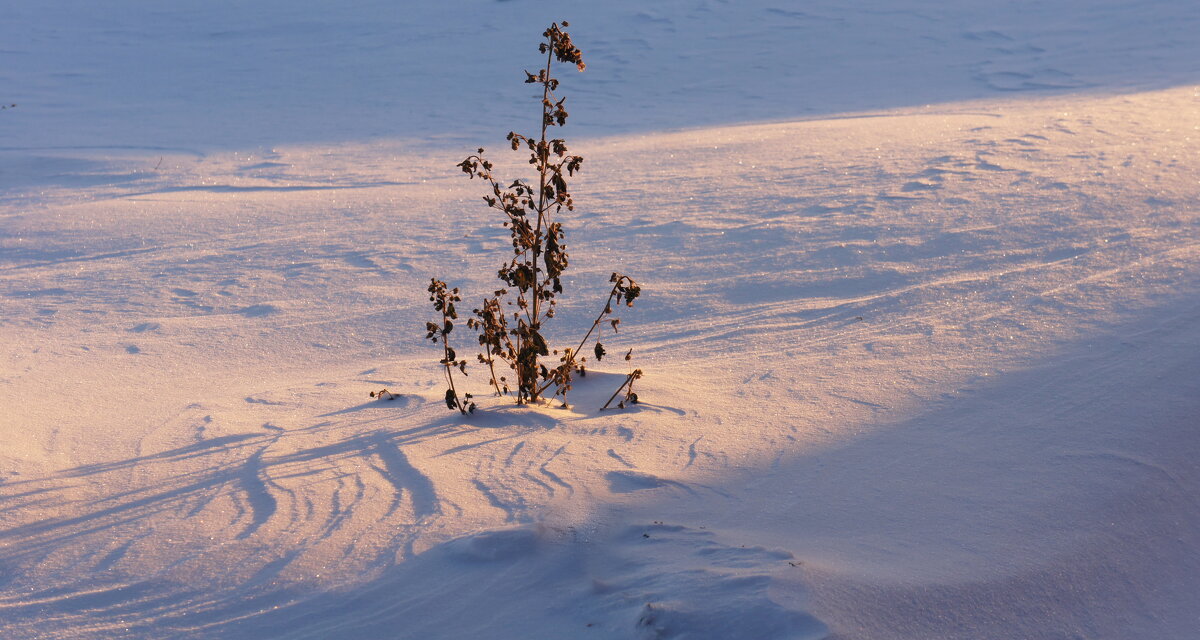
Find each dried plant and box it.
[425,279,475,414]
[423,21,642,411]
[369,388,400,401]
[601,349,643,411]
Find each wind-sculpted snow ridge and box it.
[202,522,828,639]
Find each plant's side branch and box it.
[569,283,621,361]
[600,371,637,410]
[534,278,627,398]
[482,342,505,397]
[569,274,639,360]
[439,313,471,414]
[427,279,474,414]
[474,297,513,397]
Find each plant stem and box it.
[441,313,466,414]
[570,282,621,358]
[600,372,636,410]
[534,280,623,397]
[483,342,504,397]
[524,34,556,404]
[531,35,554,325]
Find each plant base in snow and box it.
[601,350,643,410]
[369,388,400,401]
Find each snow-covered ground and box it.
[1,2,1198,638]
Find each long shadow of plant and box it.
[3,409,556,545]
[0,373,687,638]
[0,402,565,632]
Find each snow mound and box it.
[209,522,825,640]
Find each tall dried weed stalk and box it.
[423,21,641,413]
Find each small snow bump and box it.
[900,180,940,192]
[607,470,668,493]
[446,528,539,562]
[237,304,279,317]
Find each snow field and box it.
[2,1,1199,638]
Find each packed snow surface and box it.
[1,1,1198,638]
